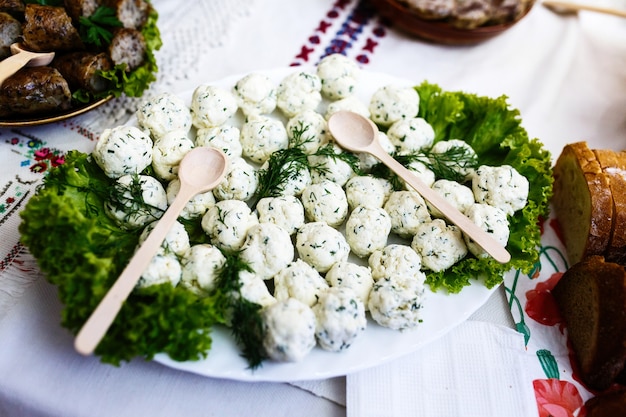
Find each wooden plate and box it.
[370,0,534,45]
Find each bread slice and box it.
[552,142,614,265]
[552,255,626,391]
[593,149,626,264]
[585,388,626,417]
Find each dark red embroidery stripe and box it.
[1,242,24,272]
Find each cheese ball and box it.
[233,73,277,117]
[276,70,322,118]
[240,115,288,164]
[105,174,167,230]
[201,199,259,251]
[316,53,359,100]
[325,95,370,121]
[138,220,190,257]
[368,273,426,330]
[180,243,226,295]
[273,259,329,307]
[404,160,436,189]
[313,287,366,351]
[259,159,312,197]
[430,139,478,181]
[368,244,423,281]
[93,125,153,179]
[195,125,242,159]
[427,179,475,218]
[307,144,355,186]
[387,117,435,155]
[296,222,350,273]
[136,92,192,139]
[358,131,395,173]
[166,178,215,220]
[136,252,182,289]
[213,157,258,202]
[411,219,468,272]
[325,261,374,309]
[262,298,316,362]
[256,195,305,235]
[239,223,294,281]
[300,179,349,227]
[151,129,194,181]
[464,203,510,258]
[384,190,431,239]
[345,175,387,209]
[471,165,529,216]
[286,109,329,154]
[345,206,391,258]
[190,84,238,129]
[368,85,420,127]
[238,270,277,309]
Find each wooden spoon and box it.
[74,147,229,356]
[327,110,511,264]
[542,0,626,18]
[0,43,55,87]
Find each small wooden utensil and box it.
[74,147,229,356]
[543,0,626,18]
[0,43,55,87]
[328,110,511,264]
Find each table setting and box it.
[1,0,625,416]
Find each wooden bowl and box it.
[370,0,534,45]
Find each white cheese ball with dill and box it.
[471,165,529,216]
[345,175,387,209]
[256,195,305,235]
[136,92,192,139]
[464,203,510,258]
[358,131,395,173]
[368,244,422,281]
[411,219,468,272]
[430,139,478,181]
[213,157,258,202]
[300,179,349,227]
[428,179,475,218]
[368,273,426,330]
[325,261,374,309]
[307,144,355,186]
[369,85,419,127]
[296,221,350,273]
[138,220,190,257]
[166,178,215,220]
[152,129,194,181]
[313,287,366,351]
[137,253,182,289]
[384,190,431,239]
[387,117,435,155]
[201,199,259,251]
[405,160,436,189]
[273,259,329,307]
[240,223,294,281]
[94,125,153,179]
[180,243,226,295]
[240,115,289,164]
[233,73,277,117]
[195,125,242,159]
[276,71,322,118]
[259,159,312,197]
[325,96,370,121]
[286,109,329,154]
[105,174,167,230]
[317,53,359,100]
[345,206,391,258]
[238,270,277,308]
[262,298,316,362]
[190,84,238,129]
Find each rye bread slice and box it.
[552,255,626,391]
[593,149,626,264]
[553,142,613,265]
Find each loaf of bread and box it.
[552,255,626,391]
[552,142,613,265]
[584,388,626,417]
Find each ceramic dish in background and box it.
[370,0,535,45]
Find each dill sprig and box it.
[311,143,362,177]
[214,251,268,369]
[106,174,165,228]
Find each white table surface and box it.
[1,0,625,416]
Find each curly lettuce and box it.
[414,82,553,292]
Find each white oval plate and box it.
[151,67,502,382]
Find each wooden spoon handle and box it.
[74,187,194,356]
[374,150,511,264]
[543,1,626,18]
[0,52,34,87]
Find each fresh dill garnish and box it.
[311,143,362,176]
[213,251,268,369]
[107,174,164,228]
[79,6,122,47]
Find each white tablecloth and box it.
[1,0,625,416]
